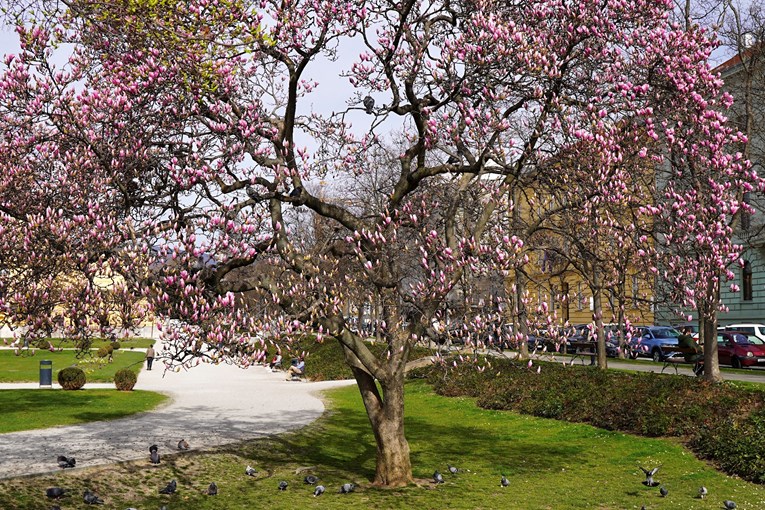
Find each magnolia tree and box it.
[0,0,756,485]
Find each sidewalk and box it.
[0,361,355,479]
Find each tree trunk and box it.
[514,269,529,359]
[350,365,413,486]
[700,315,721,382]
[591,282,607,369]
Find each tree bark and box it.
[350,364,413,486]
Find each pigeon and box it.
[500,475,509,487]
[313,485,325,497]
[363,96,375,114]
[447,464,458,475]
[149,444,160,465]
[339,483,355,494]
[304,475,318,485]
[698,486,707,499]
[433,470,444,484]
[83,490,104,505]
[659,486,668,497]
[46,487,67,499]
[159,479,177,495]
[177,439,189,450]
[639,465,660,487]
[723,501,737,509]
[57,455,76,469]
[206,482,218,496]
[245,465,257,476]
[278,481,288,491]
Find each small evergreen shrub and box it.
[96,346,113,358]
[110,341,121,351]
[57,367,86,390]
[114,368,137,391]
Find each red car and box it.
[717,331,765,369]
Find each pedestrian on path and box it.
[146,344,156,371]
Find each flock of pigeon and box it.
[43,438,362,507]
[638,465,738,509]
[40,448,744,508]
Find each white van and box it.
[723,324,765,343]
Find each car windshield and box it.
[652,327,680,339]
[736,333,764,345]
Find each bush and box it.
[57,367,86,390]
[419,357,765,483]
[96,346,113,358]
[110,341,121,351]
[114,368,137,391]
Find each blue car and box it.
[628,326,681,361]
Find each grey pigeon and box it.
[206,482,217,496]
[159,479,177,495]
[639,465,660,487]
[57,455,76,468]
[83,490,104,505]
[46,487,67,499]
[149,444,160,465]
[723,501,737,509]
[448,464,458,475]
[339,483,355,494]
[433,470,444,484]
[177,439,189,450]
[278,480,288,491]
[313,485,325,497]
[304,475,318,485]
[500,475,509,487]
[363,96,375,114]
[659,486,668,497]
[245,465,257,476]
[699,486,707,499]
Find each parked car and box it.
[717,331,765,369]
[628,326,681,361]
[722,324,765,344]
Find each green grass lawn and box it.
[0,389,167,433]
[0,349,146,383]
[2,381,764,509]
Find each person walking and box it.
[145,344,156,371]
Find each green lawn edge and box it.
[0,389,168,434]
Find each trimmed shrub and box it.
[96,346,113,358]
[110,341,121,351]
[114,368,137,391]
[58,367,86,390]
[418,356,765,483]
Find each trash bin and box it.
[39,360,52,388]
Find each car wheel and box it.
[652,349,661,363]
[732,357,742,369]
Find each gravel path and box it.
[0,360,355,479]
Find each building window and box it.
[561,282,569,321]
[742,192,751,231]
[743,260,753,301]
[632,275,639,306]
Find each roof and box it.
[713,42,765,77]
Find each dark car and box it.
[717,331,765,369]
[628,326,681,362]
[569,324,623,358]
